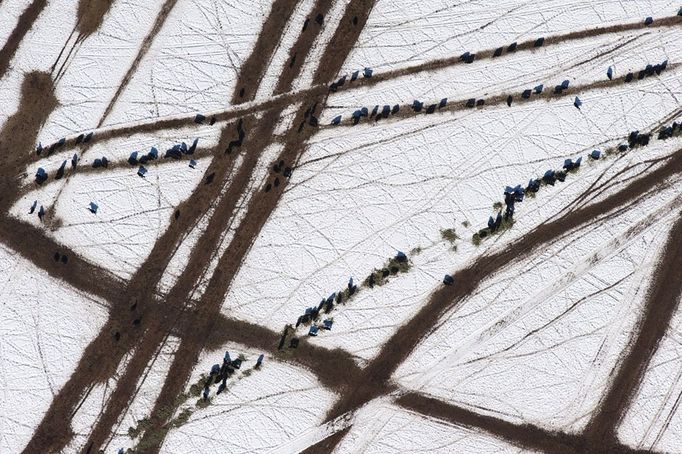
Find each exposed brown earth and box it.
[0,71,56,189]
[0,217,125,305]
[135,1,368,450]
[0,0,47,79]
[199,314,363,391]
[22,0,304,450]
[396,392,659,454]
[97,0,180,127]
[347,15,682,92]
[23,0,366,451]
[76,0,115,37]
[329,62,682,128]
[231,0,300,104]
[585,214,682,444]
[2,2,682,453]
[320,149,682,451]
[302,426,352,454]
[30,12,682,159]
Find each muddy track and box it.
[32,61,680,185]
[133,0,373,446]
[200,313,363,390]
[231,0,300,104]
[327,62,682,128]
[51,0,114,84]
[584,214,682,444]
[273,0,336,94]
[0,72,57,210]
[20,121,246,453]
[82,113,269,451]
[395,392,656,454]
[0,74,125,304]
[22,0,303,450]
[317,147,682,452]
[5,4,682,453]
[0,217,125,305]
[302,426,352,454]
[0,0,47,79]
[76,0,115,37]
[97,0,179,128]
[343,15,682,93]
[32,13,682,159]
[49,0,337,450]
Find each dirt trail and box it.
[395,392,656,454]
[328,63,682,128]
[0,0,47,79]
[273,0,336,94]
[32,12,682,159]
[231,0,300,104]
[345,15,682,93]
[0,217,125,305]
[76,0,115,37]
[22,0,304,450]
[584,214,682,443]
[52,0,344,450]
[200,313,363,391]
[134,0,362,449]
[96,0,179,127]
[318,149,682,451]
[0,72,121,308]
[18,123,248,452]
[84,0,338,446]
[302,426,352,454]
[82,113,267,451]
[0,72,56,186]
[7,3,682,453]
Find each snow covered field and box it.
[2,0,682,452]
[0,244,108,453]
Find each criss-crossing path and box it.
[1,1,682,453]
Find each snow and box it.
[323,25,682,123]
[37,0,165,142]
[160,343,336,454]
[618,301,682,452]
[0,0,34,51]
[341,0,680,74]
[2,0,682,451]
[0,0,76,129]
[12,156,210,280]
[255,0,317,100]
[393,177,682,433]
[335,399,534,454]
[101,0,273,127]
[222,58,682,359]
[0,243,108,453]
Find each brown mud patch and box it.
[76,0,114,37]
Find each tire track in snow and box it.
[585,211,682,444]
[319,145,682,452]
[406,190,682,394]
[30,13,682,163]
[0,0,46,79]
[22,0,305,450]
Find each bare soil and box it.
[76,0,114,37]
[2,1,681,453]
[585,214,682,443]
[0,0,47,79]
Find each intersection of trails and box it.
[22,0,307,450]
[30,13,682,157]
[0,1,681,453]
